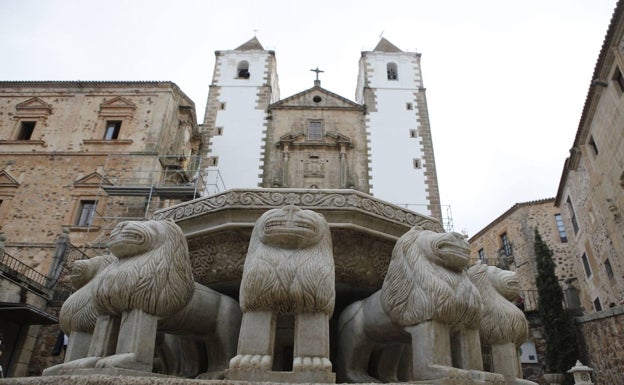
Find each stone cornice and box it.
[153,188,443,238]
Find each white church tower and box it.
[356,38,442,221]
[202,37,280,191]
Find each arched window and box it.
[237,61,250,79]
[387,62,398,80]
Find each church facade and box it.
[203,37,442,220]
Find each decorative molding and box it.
[153,188,443,232]
[187,230,250,285]
[0,140,46,146]
[82,139,133,145]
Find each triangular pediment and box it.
[0,170,19,188]
[235,36,265,51]
[15,97,52,116]
[100,96,136,110]
[373,38,403,53]
[271,86,362,110]
[73,172,113,188]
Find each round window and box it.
[313,96,322,103]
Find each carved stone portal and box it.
[227,206,336,383]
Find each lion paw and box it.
[229,354,272,370]
[95,352,150,372]
[293,356,332,372]
[42,356,101,375]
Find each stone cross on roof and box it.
[310,67,324,86]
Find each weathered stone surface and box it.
[0,375,499,385]
[227,207,335,382]
[575,305,624,385]
[43,220,241,378]
[336,227,497,383]
[154,188,442,289]
[468,264,536,385]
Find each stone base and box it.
[40,367,173,378]
[225,368,336,383]
[0,374,506,385]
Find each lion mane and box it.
[94,219,195,317]
[240,206,335,315]
[59,254,116,334]
[468,263,528,347]
[380,227,481,329]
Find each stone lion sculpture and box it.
[43,253,116,373]
[228,206,335,382]
[43,219,241,378]
[336,227,502,383]
[468,263,536,385]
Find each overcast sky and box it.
[0,0,617,236]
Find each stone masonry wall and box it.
[469,199,575,312]
[575,305,624,385]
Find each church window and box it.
[387,62,398,80]
[215,127,224,136]
[308,121,323,141]
[76,200,97,226]
[406,103,413,110]
[409,129,418,138]
[207,156,219,166]
[412,158,422,169]
[103,120,121,140]
[17,121,36,140]
[237,61,250,79]
[588,135,599,156]
[219,102,226,110]
[313,95,322,103]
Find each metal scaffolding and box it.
[88,154,225,238]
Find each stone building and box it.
[204,37,442,222]
[468,198,575,311]
[356,38,441,219]
[554,0,624,314]
[261,81,368,191]
[552,2,624,381]
[469,2,624,382]
[202,37,280,192]
[0,81,203,376]
[468,198,576,381]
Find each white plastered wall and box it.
[206,51,274,190]
[358,52,431,215]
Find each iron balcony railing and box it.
[0,249,49,289]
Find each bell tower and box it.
[203,37,280,191]
[356,38,441,221]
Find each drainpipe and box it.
[47,228,69,288]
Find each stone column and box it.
[339,144,347,188]
[282,144,290,187]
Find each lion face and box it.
[256,206,328,249]
[408,229,470,271]
[489,266,520,301]
[108,220,167,259]
[70,254,115,289]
